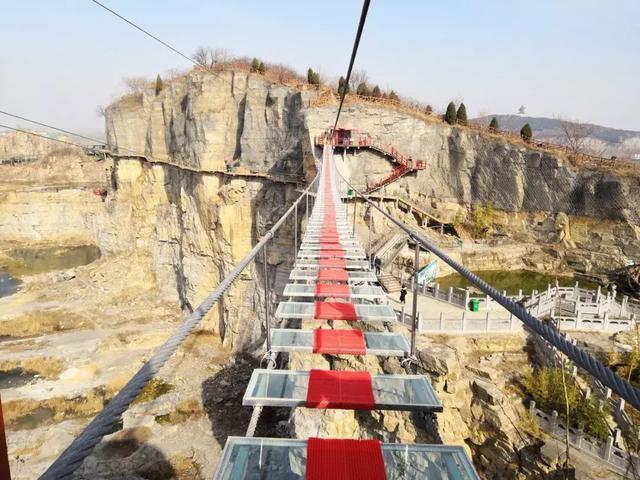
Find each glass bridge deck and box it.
[270,328,409,356]
[243,369,442,411]
[282,284,385,299]
[214,437,480,480]
[275,302,397,322]
[289,269,376,282]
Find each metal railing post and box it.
[294,203,298,257]
[353,197,357,234]
[0,394,10,480]
[410,241,420,356]
[263,242,271,352]
[368,205,372,261]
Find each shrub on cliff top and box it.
[337,76,349,96]
[388,90,400,102]
[444,102,457,125]
[489,117,500,132]
[155,75,163,96]
[258,62,265,74]
[456,103,468,125]
[307,68,321,86]
[371,85,381,98]
[520,123,533,142]
[356,82,371,96]
[250,58,260,72]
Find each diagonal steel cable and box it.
[40,174,319,479]
[335,158,640,412]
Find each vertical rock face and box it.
[104,71,314,352]
[106,71,311,175]
[306,104,640,223]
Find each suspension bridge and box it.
[1,0,639,479]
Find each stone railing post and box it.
[434,283,440,300]
[448,287,453,303]
[518,288,523,300]
[604,436,614,462]
[573,281,579,299]
[439,312,444,332]
[485,294,490,310]
[605,387,612,400]
[603,311,609,331]
[411,276,415,290]
[485,311,490,332]
[550,410,558,431]
[509,313,515,330]
[464,289,470,310]
[417,312,423,332]
[622,295,628,316]
[617,398,625,417]
[422,282,426,295]
[529,400,536,417]
[596,285,602,303]
[462,311,467,333]
[575,311,581,330]
[575,430,584,448]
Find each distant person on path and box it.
[374,256,382,275]
[399,286,407,304]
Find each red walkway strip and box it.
[305,370,375,409]
[317,269,348,282]
[314,284,350,298]
[313,329,366,355]
[314,301,357,320]
[319,258,346,269]
[306,438,386,480]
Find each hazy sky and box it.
[1,0,639,137]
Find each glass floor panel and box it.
[243,370,442,411]
[292,261,370,270]
[214,438,479,480]
[297,251,366,260]
[289,270,376,282]
[275,302,397,321]
[282,284,385,299]
[270,328,410,356]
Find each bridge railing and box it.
[337,167,640,414]
[41,166,321,480]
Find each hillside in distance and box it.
[473,114,640,159]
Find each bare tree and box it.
[558,117,594,155]
[191,46,211,66]
[211,48,231,65]
[349,69,369,91]
[122,76,149,94]
[95,105,106,117]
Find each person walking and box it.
[374,256,382,275]
[399,286,407,304]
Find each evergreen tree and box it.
[337,76,349,96]
[356,82,371,96]
[250,58,260,72]
[155,74,163,96]
[307,68,321,85]
[388,90,400,102]
[257,61,266,74]
[489,117,500,132]
[371,85,382,98]
[444,102,457,125]
[520,123,533,142]
[424,105,433,116]
[456,103,468,125]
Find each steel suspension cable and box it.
[0,111,105,144]
[41,175,319,479]
[0,124,89,150]
[333,0,371,131]
[336,167,640,412]
[90,0,199,67]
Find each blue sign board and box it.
[417,260,438,286]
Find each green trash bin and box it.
[347,188,354,198]
[469,298,480,312]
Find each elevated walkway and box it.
[214,144,478,479]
